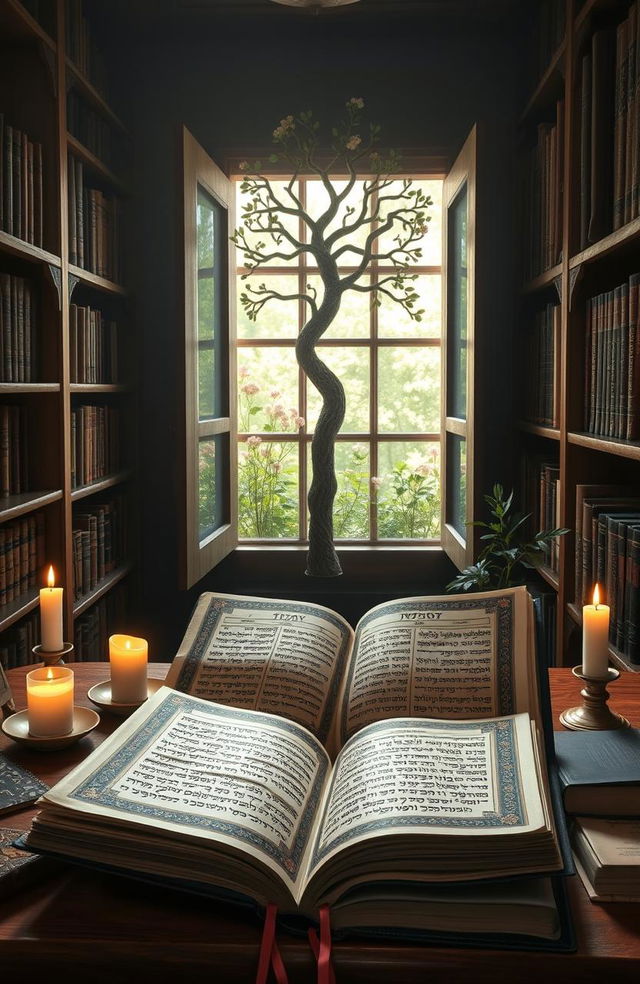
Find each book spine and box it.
[628,272,640,438]
[614,19,629,230]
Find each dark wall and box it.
[106,12,520,659]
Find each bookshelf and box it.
[0,0,135,670]
[519,0,640,672]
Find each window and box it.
[235,174,443,545]
[181,127,237,589]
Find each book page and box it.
[304,712,548,892]
[37,687,331,896]
[340,587,533,743]
[165,592,354,745]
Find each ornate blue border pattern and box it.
[312,716,525,867]
[173,596,352,745]
[341,594,515,739]
[69,692,329,882]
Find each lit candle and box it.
[109,634,148,703]
[26,666,74,737]
[582,583,610,678]
[39,565,63,653]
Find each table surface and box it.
[0,663,639,984]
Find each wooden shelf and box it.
[521,263,562,295]
[568,431,640,461]
[517,420,560,440]
[0,0,56,51]
[0,382,60,394]
[0,587,39,634]
[71,470,131,502]
[0,229,61,268]
[69,383,131,394]
[520,40,566,124]
[66,133,129,194]
[569,215,640,271]
[531,562,560,591]
[68,264,128,296]
[0,488,62,523]
[65,58,128,135]
[72,563,132,618]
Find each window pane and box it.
[446,433,467,536]
[376,179,441,262]
[237,273,300,340]
[238,347,300,433]
[199,436,228,541]
[378,275,441,339]
[235,179,299,267]
[306,347,370,433]
[307,442,370,540]
[375,441,441,539]
[197,185,225,420]
[306,178,368,259]
[238,439,299,538]
[306,275,370,339]
[447,183,468,419]
[378,347,440,433]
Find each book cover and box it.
[0,754,48,815]
[554,728,640,816]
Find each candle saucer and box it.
[87,677,164,717]
[1,706,100,751]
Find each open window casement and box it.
[181,126,237,589]
[441,125,477,571]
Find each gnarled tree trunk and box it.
[295,279,344,576]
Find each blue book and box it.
[554,728,640,816]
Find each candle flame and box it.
[593,583,601,608]
[46,668,54,680]
[125,640,131,650]
[47,565,55,589]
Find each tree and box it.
[232,98,431,576]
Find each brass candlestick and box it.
[559,665,630,731]
[32,642,75,667]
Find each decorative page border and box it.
[312,716,525,866]
[173,595,351,745]
[341,594,515,739]
[70,692,329,881]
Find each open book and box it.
[24,587,568,945]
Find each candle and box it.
[40,565,63,653]
[109,634,148,703]
[26,666,74,737]
[582,583,610,678]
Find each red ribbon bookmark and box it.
[308,905,335,984]
[256,903,289,984]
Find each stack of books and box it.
[0,115,44,247]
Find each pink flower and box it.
[346,135,361,151]
[371,476,383,488]
[242,382,260,396]
[247,435,262,447]
[273,115,295,140]
[295,416,305,429]
[347,97,364,109]
[271,461,283,473]
[238,365,250,380]
[269,390,281,400]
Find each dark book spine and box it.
[625,525,640,663]
[628,272,640,438]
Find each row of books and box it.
[0,405,28,498]
[70,303,120,384]
[68,157,123,282]
[583,273,640,440]
[0,512,45,609]
[520,100,564,281]
[521,454,561,574]
[577,5,640,247]
[66,0,110,100]
[71,403,121,489]
[0,114,44,248]
[0,272,38,383]
[74,583,128,661]
[72,495,126,601]
[67,90,118,172]
[0,610,38,670]
[522,302,559,427]
[574,484,640,665]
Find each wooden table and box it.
[0,663,639,984]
